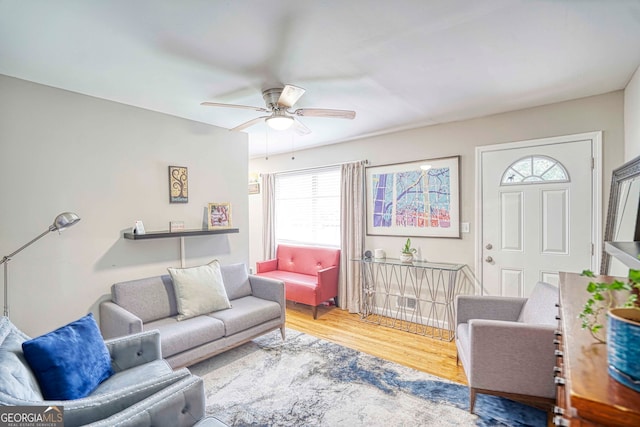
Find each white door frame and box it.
[475,132,603,294]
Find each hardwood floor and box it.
[287,302,555,426]
[284,301,468,385]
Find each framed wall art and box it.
[169,166,188,203]
[207,202,232,230]
[366,156,460,238]
[248,182,260,194]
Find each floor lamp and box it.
[1,212,81,318]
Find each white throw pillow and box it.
[168,260,231,320]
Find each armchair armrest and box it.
[0,369,193,426]
[100,301,143,339]
[468,319,556,398]
[455,295,526,326]
[85,375,205,427]
[256,258,278,273]
[317,265,339,301]
[105,330,162,372]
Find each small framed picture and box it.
[169,221,185,232]
[207,203,232,229]
[248,182,260,194]
[169,166,188,203]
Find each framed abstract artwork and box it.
[207,202,232,230]
[169,166,188,203]
[366,156,460,238]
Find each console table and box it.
[355,258,472,341]
[555,272,640,426]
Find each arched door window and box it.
[501,155,569,185]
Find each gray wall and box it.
[249,91,624,277]
[0,75,249,336]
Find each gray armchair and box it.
[0,316,205,426]
[455,281,558,413]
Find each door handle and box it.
[485,256,493,263]
[485,243,493,250]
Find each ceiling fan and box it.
[201,84,356,135]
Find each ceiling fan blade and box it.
[201,102,269,113]
[292,118,311,136]
[293,108,356,119]
[277,84,306,108]
[229,116,270,132]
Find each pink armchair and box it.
[256,244,340,319]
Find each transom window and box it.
[501,155,569,185]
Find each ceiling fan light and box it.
[266,116,294,130]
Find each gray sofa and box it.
[0,317,205,427]
[100,263,286,368]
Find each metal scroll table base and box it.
[357,259,473,342]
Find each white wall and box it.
[625,65,640,161]
[249,91,624,277]
[0,75,249,336]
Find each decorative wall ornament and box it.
[169,166,188,203]
[366,156,460,238]
[248,182,260,194]
[208,202,232,230]
[249,172,260,194]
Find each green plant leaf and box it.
[581,270,596,278]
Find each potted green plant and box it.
[400,238,417,262]
[579,269,640,392]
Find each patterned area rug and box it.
[190,329,546,427]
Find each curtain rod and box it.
[260,159,369,177]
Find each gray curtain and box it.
[261,173,276,260]
[339,161,365,313]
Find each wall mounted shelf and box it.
[123,228,239,267]
[604,241,640,270]
[124,228,239,240]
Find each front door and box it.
[479,133,600,297]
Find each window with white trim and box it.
[275,166,341,247]
[501,155,570,185]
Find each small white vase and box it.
[399,253,413,263]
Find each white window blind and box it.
[275,166,341,247]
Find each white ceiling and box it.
[1,1,639,158]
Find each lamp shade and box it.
[266,116,294,131]
[52,212,81,231]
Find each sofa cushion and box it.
[0,317,43,401]
[145,316,225,358]
[257,270,318,287]
[208,296,282,336]
[112,275,178,323]
[517,281,558,325]
[221,263,252,300]
[456,323,470,362]
[168,260,232,320]
[22,313,114,400]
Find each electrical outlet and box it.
[461,222,470,233]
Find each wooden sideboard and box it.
[556,272,640,426]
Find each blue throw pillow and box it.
[22,313,114,400]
